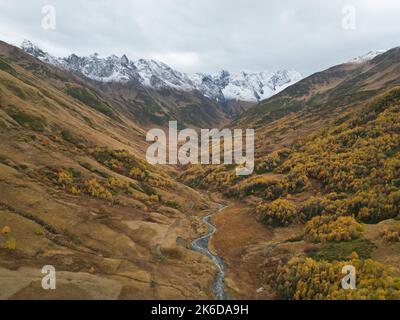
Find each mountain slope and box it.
[180,48,400,299]
[239,47,400,128]
[0,40,220,299]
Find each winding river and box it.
[191,204,227,300]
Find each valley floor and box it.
[209,194,302,299]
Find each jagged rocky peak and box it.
[60,52,139,82]
[121,54,129,66]
[20,40,302,102]
[134,58,194,90]
[21,39,60,65]
[214,70,231,88]
[192,69,303,102]
[21,39,43,56]
[190,73,225,102]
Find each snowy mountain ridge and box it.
[347,49,389,64]
[21,40,302,102]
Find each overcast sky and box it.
[0,0,399,75]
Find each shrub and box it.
[70,186,81,194]
[382,225,400,243]
[286,172,309,193]
[1,225,11,234]
[107,177,128,189]
[353,190,400,224]
[275,256,400,300]
[147,176,170,188]
[66,86,114,118]
[256,149,291,173]
[61,129,83,145]
[129,167,144,179]
[104,158,125,172]
[165,200,180,209]
[0,57,16,75]
[57,169,74,186]
[92,147,150,180]
[149,194,160,203]
[84,179,113,201]
[299,197,333,222]
[306,239,375,261]
[34,227,45,236]
[131,191,150,202]
[237,176,287,200]
[2,236,16,250]
[5,107,46,131]
[304,216,363,243]
[257,199,298,227]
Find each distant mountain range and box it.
[21,40,302,103]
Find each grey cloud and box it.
[0,0,399,75]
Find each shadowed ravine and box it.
[191,204,228,300]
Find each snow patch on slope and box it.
[348,49,389,64]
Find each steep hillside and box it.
[180,49,400,299]
[93,80,228,129]
[239,47,400,128]
[0,41,220,299]
[261,88,400,299]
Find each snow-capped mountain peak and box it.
[20,40,302,103]
[190,69,302,102]
[134,58,194,90]
[21,39,61,66]
[61,52,139,82]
